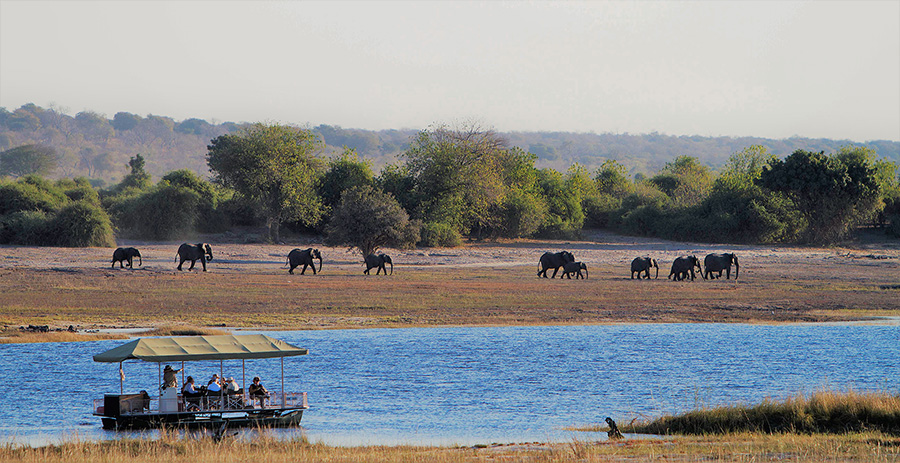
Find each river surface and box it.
[1,323,898,446]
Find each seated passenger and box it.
[181,376,202,411]
[248,376,269,408]
[224,377,241,394]
[207,374,222,393]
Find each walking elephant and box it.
[537,251,575,278]
[364,254,393,275]
[175,243,213,271]
[704,253,739,280]
[668,255,703,281]
[561,261,588,279]
[287,248,322,275]
[112,247,142,269]
[630,257,659,279]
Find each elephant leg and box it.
[550,268,559,278]
[310,264,317,275]
[300,264,307,275]
[289,265,296,275]
[177,258,184,271]
[200,258,207,272]
[188,259,196,271]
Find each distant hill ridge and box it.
[2,103,897,182]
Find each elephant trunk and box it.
[388,260,393,275]
[584,268,588,279]
[317,256,322,274]
[734,259,739,280]
[138,255,142,267]
[654,264,659,279]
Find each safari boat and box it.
[92,334,309,430]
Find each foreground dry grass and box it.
[1,237,898,331]
[3,432,899,462]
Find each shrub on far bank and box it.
[49,201,116,247]
[419,221,462,247]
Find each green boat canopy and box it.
[93,334,308,363]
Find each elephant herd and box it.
[110,243,738,280]
[539,250,739,281]
[112,243,394,276]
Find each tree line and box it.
[1,122,897,253]
[3,103,897,184]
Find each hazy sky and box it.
[1,1,898,141]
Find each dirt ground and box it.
[1,230,898,330]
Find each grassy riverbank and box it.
[2,432,898,462]
[624,390,900,436]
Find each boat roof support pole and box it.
[220,359,224,408]
[158,362,162,395]
[241,360,246,401]
[181,361,185,386]
[119,361,123,395]
[281,356,285,408]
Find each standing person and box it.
[162,365,182,390]
[248,376,269,409]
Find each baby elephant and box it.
[561,261,588,279]
[112,247,142,269]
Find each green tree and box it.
[402,123,507,235]
[649,155,713,208]
[324,185,419,257]
[318,148,374,212]
[207,123,325,242]
[536,168,584,237]
[0,145,59,178]
[118,154,152,190]
[758,148,881,243]
[594,159,633,197]
[112,112,142,131]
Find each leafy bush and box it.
[0,176,69,215]
[57,178,101,206]
[48,201,115,247]
[109,185,201,240]
[492,189,547,238]
[582,194,621,229]
[0,210,51,244]
[419,221,462,247]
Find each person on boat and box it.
[224,377,242,408]
[224,377,241,394]
[203,374,223,408]
[162,365,182,390]
[181,376,202,411]
[248,376,269,408]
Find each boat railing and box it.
[93,391,308,416]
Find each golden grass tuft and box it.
[2,431,899,462]
[0,330,129,344]
[141,325,230,337]
[625,389,900,436]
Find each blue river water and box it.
[0,323,897,446]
